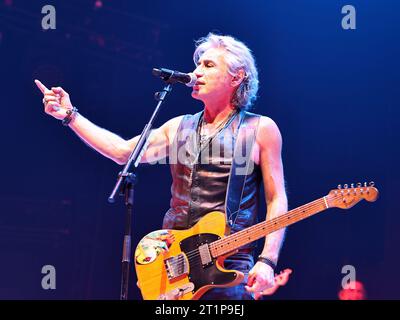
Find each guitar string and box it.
[138,192,362,284]
[147,191,365,279]
[154,198,326,271]
[137,193,354,284]
[176,197,327,261]
[139,189,375,284]
[183,197,325,271]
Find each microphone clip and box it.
[154,85,172,101]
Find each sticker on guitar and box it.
[135,230,175,265]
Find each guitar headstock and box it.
[326,182,379,209]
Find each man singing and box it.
[35,33,287,300]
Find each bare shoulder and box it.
[161,115,186,144]
[256,116,282,149]
[161,115,185,130]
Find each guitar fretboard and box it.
[209,197,329,258]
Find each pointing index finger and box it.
[34,79,49,94]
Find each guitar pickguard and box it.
[180,233,238,290]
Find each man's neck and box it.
[203,102,237,125]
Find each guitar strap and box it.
[224,111,261,233]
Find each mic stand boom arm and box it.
[108,83,173,300]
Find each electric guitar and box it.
[135,182,378,300]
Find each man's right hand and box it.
[34,79,74,121]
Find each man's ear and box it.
[231,69,246,87]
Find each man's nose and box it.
[193,66,204,78]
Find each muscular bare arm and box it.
[35,79,183,165]
[257,116,287,263]
[246,116,288,300]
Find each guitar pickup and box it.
[198,243,212,267]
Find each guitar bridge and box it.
[164,253,189,280]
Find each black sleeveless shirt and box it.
[163,110,262,238]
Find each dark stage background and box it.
[0,0,398,299]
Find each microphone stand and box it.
[108,81,173,300]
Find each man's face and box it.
[191,47,235,105]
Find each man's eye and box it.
[206,63,214,67]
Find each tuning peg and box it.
[357,182,362,187]
[351,183,354,188]
[337,184,342,189]
[369,181,375,187]
[344,184,348,189]
[364,182,367,187]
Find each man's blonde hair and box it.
[193,33,259,110]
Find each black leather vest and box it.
[163,110,262,239]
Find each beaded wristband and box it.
[62,107,78,126]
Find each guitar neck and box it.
[209,197,329,258]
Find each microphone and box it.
[152,68,197,87]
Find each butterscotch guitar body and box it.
[134,211,243,300]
